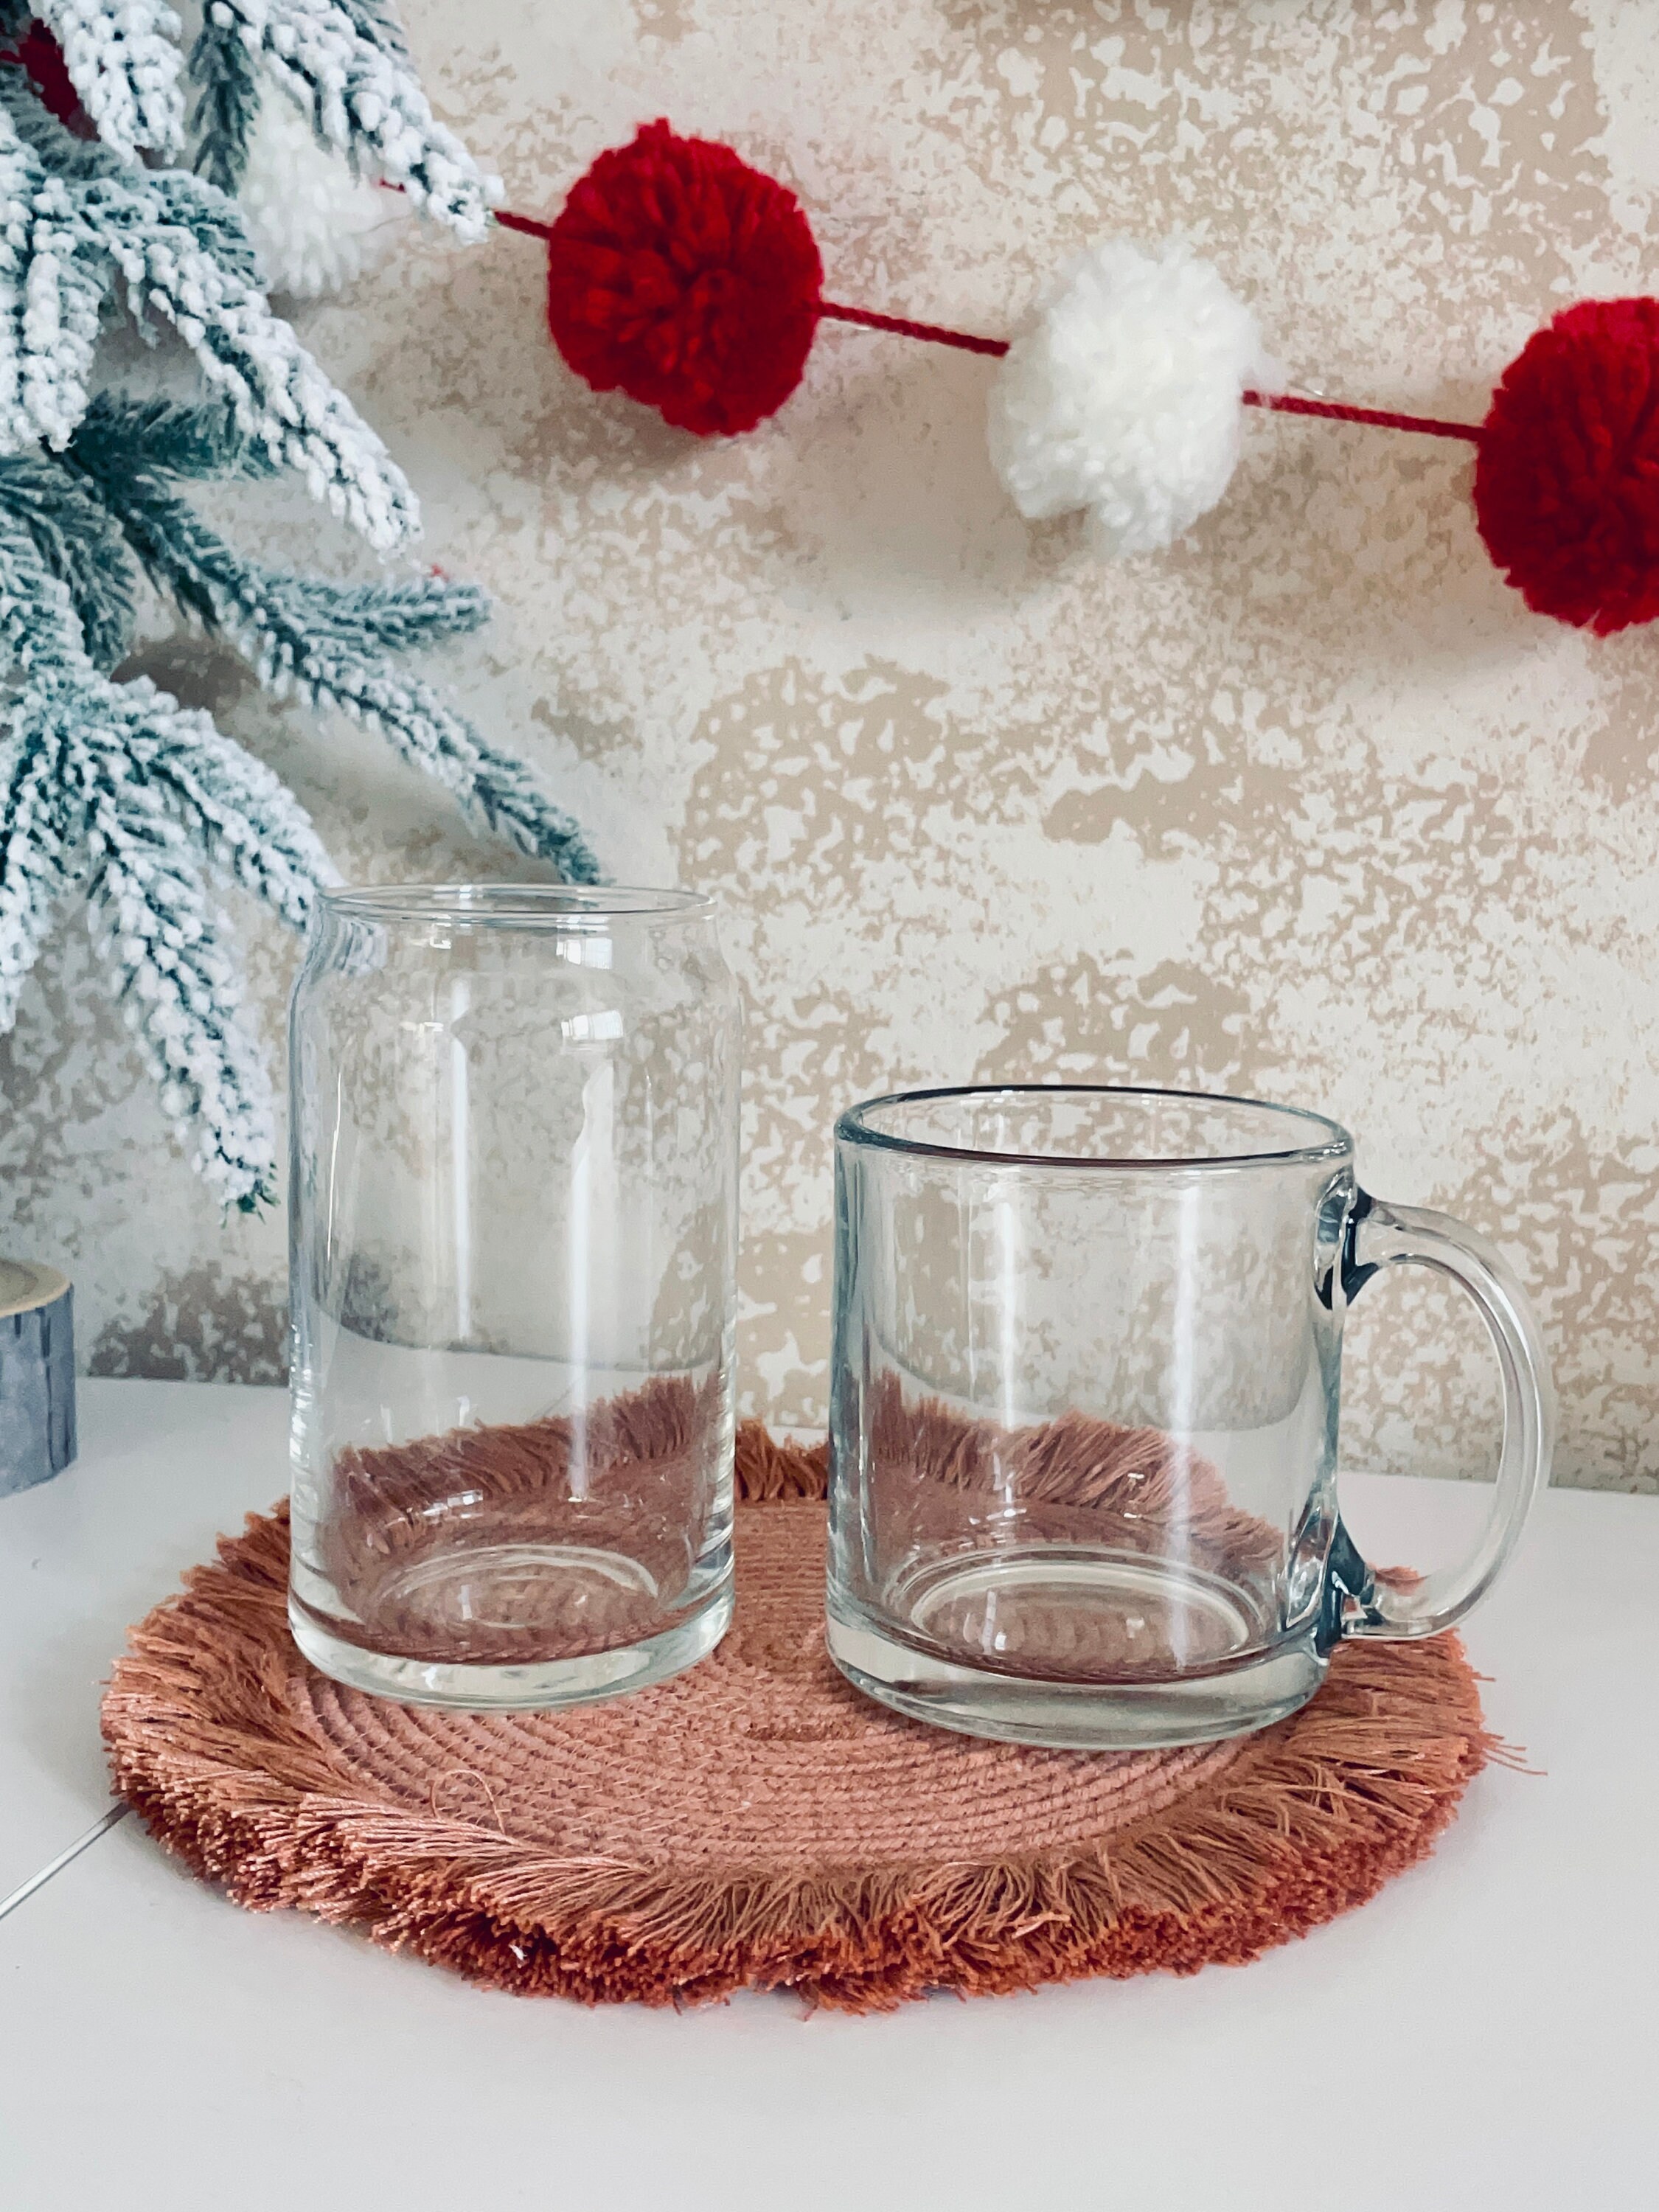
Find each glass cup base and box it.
[289,1576,734,1711]
[825,1599,1326,1750]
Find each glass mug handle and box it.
[1327,1192,1555,1644]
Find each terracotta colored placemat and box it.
[102,1428,1495,2013]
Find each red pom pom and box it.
[1474,297,1659,636]
[544,121,824,438]
[1,24,92,136]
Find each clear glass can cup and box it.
[826,1085,1554,1750]
[287,885,741,1710]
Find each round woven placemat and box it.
[102,1429,1495,2013]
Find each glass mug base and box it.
[827,1085,1554,1751]
[825,1551,1324,1750]
[289,1573,734,1712]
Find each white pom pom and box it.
[987,237,1275,557]
[237,93,406,299]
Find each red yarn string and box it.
[1242,389,1484,444]
[816,299,1009,357]
[493,207,557,241]
[486,207,1486,446]
[815,299,1486,442]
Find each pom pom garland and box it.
[491,119,1659,636]
[541,121,822,437]
[986,236,1276,557]
[1473,298,1659,638]
[234,88,404,299]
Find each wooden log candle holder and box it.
[0,1259,76,1496]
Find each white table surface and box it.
[1,1380,1655,2211]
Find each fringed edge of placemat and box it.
[102,1425,1498,2013]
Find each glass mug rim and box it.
[315,882,717,929]
[835,1082,1354,1175]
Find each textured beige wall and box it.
[2,0,1657,1489]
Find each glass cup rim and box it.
[316,882,716,927]
[835,1083,1354,1172]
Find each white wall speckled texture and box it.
[1,1,1657,1489]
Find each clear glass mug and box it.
[826,1085,1553,1749]
[287,885,740,1709]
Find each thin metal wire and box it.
[0,1804,129,1924]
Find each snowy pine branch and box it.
[0,19,605,1204]
[96,672,331,927]
[0,498,330,929]
[200,0,496,239]
[0,136,108,455]
[286,566,490,650]
[0,648,288,1206]
[0,502,84,672]
[58,702,277,1206]
[0,72,417,548]
[0,509,340,1204]
[72,387,276,479]
[35,0,186,161]
[188,7,262,194]
[281,643,602,882]
[0,448,137,667]
[72,413,479,649]
[2,1,495,250]
[0,700,74,1026]
[96,165,417,545]
[72,441,602,882]
[335,0,407,64]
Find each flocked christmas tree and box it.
[0,3,599,1211]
